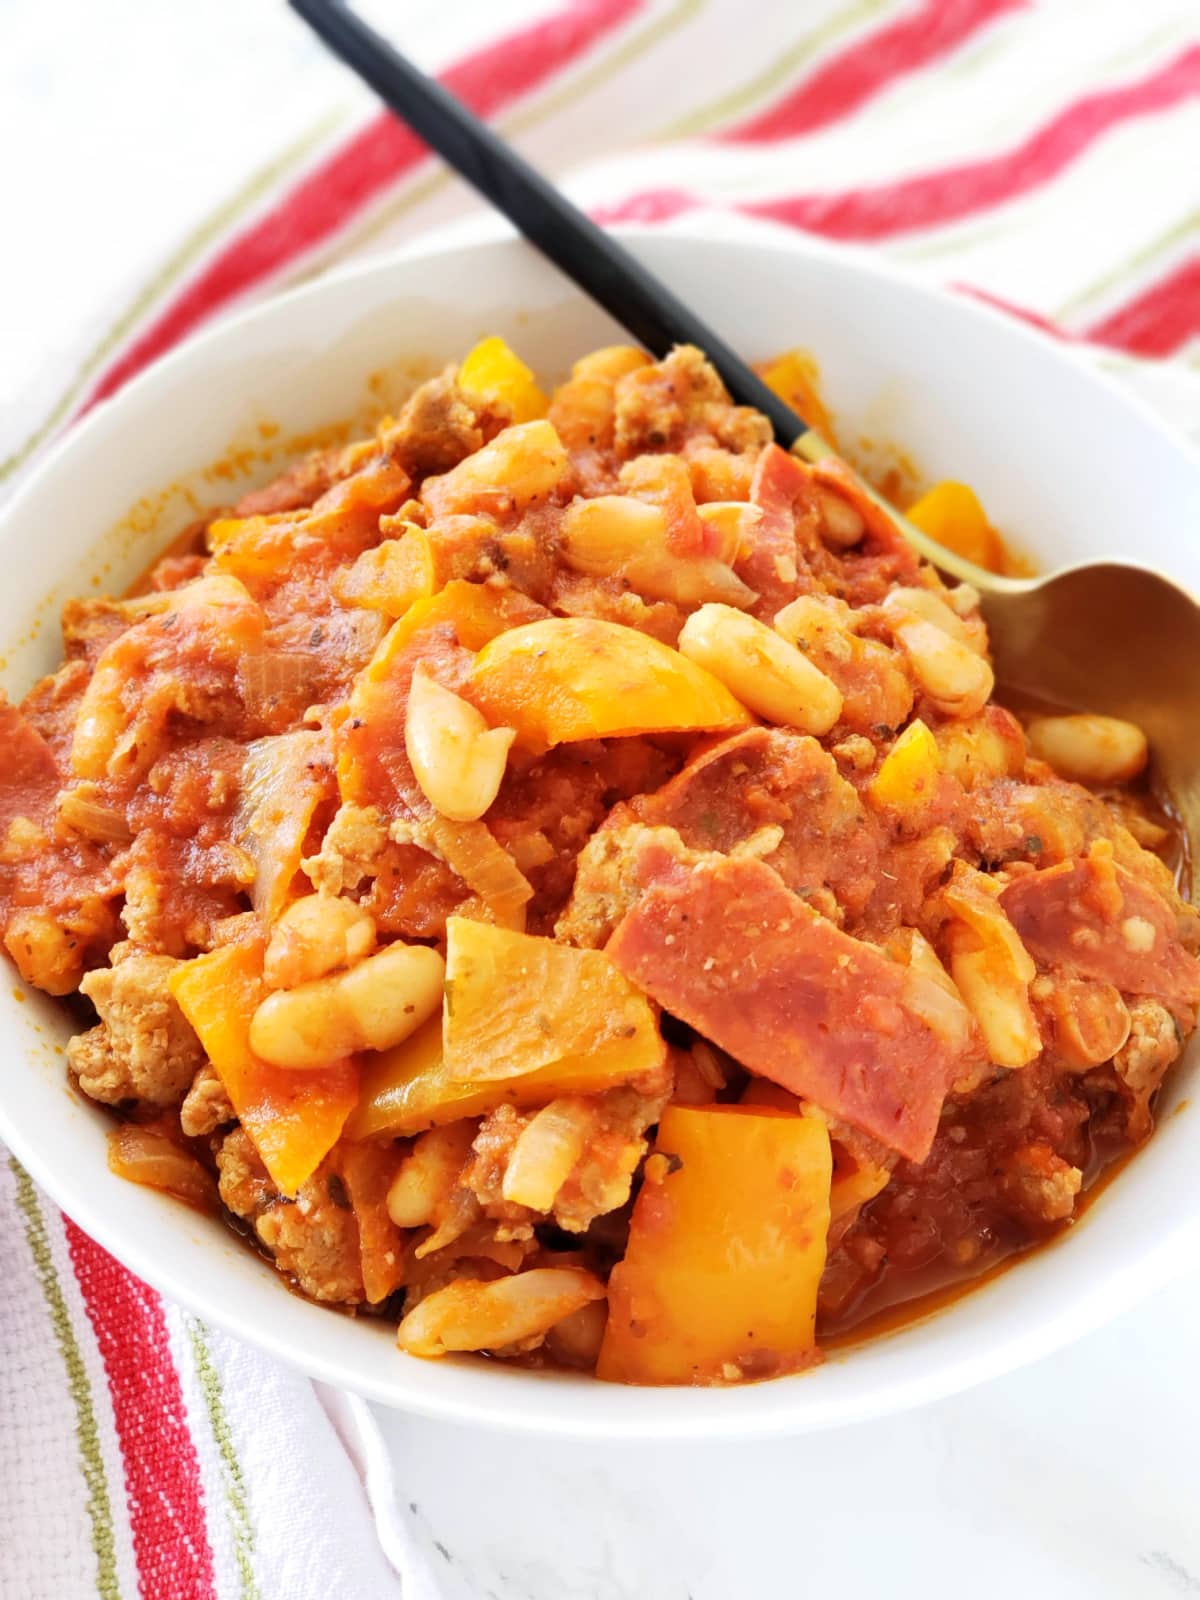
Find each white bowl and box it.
[3,224,1199,1438]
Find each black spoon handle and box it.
[288,0,811,446]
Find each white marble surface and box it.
[372,1262,1200,1599]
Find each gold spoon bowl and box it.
[794,431,1200,877]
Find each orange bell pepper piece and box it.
[598,1105,832,1385]
[169,940,358,1198]
[210,458,411,586]
[759,349,837,447]
[334,530,435,618]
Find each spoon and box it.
[289,0,1200,871]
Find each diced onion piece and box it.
[695,501,763,564]
[424,816,533,926]
[57,787,132,844]
[238,651,321,722]
[237,730,332,924]
[107,1123,218,1213]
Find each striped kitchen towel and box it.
[2,2,1198,1596]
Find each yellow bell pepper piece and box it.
[598,1105,832,1384]
[869,717,940,816]
[443,917,662,1085]
[347,1008,664,1139]
[458,336,548,423]
[470,617,752,749]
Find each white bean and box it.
[501,1098,592,1212]
[560,495,664,574]
[386,1121,477,1229]
[773,594,855,664]
[677,603,843,733]
[405,666,515,823]
[884,586,968,643]
[338,943,447,1052]
[948,928,1041,1069]
[893,616,994,719]
[561,496,756,608]
[263,893,376,989]
[1026,713,1148,786]
[425,420,569,516]
[249,941,445,1068]
[815,487,865,549]
[942,874,1039,1068]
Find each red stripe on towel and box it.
[65,1222,218,1600]
[952,282,1069,338]
[742,44,1200,239]
[720,0,1028,142]
[597,46,1200,242]
[1082,255,1200,356]
[79,0,642,412]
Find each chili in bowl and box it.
[5,329,1196,1384]
[3,226,1198,1433]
